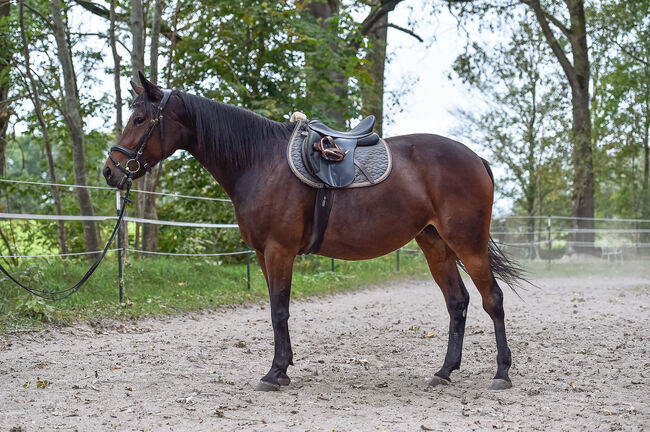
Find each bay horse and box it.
[103,73,525,391]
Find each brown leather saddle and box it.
[303,116,380,188]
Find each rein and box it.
[0,89,172,301]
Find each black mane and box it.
[175,91,295,167]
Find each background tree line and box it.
[0,0,647,261]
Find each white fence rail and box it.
[1,179,649,261]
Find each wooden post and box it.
[396,249,400,272]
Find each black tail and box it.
[480,157,531,292]
[487,237,531,292]
[455,238,530,294]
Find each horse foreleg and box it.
[416,227,470,387]
[255,247,295,391]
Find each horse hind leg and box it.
[431,210,514,390]
[443,233,512,390]
[460,253,512,390]
[415,226,470,387]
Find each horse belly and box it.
[316,185,430,260]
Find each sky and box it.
[382,3,473,143]
[381,3,512,214]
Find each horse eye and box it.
[133,116,145,125]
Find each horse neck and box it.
[179,99,291,203]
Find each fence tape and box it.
[0,178,232,202]
[499,215,650,223]
[0,249,120,259]
[0,212,238,229]
[126,249,254,257]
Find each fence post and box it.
[246,252,251,290]
[331,258,335,272]
[116,190,124,303]
[547,215,552,269]
[396,249,400,272]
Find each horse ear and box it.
[131,80,144,95]
[138,71,163,101]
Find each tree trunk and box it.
[0,0,11,178]
[140,0,164,253]
[527,0,595,253]
[362,7,387,136]
[567,0,595,254]
[20,0,69,255]
[150,0,163,84]
[109,0,122,141]
[304,0,346,127]
[640,71,650,251]
[130,0,145,78]
[51,0,101,256]
[130,0,146,254]
[641,63,650,222]
[570,89,595,252]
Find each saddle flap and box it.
[304,131,357,188]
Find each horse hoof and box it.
[490,378,512,390]
[428,376,451,387]
[255,380,280,392]
[277,377,291,386]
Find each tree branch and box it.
[519,0,571,39]
[613,39,649,67]
[523,0,579,91]
[360,0,403,35]
[374,23,423,42]
[72,0,182,43]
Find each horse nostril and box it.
[103,166,111,179]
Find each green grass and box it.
[0,251,430,333]
[3,250,648,334]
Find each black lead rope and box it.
[0,183,133,301]
[0,88,173,301]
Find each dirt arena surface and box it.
[1,273,648,431]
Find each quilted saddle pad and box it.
[286,121,392,189]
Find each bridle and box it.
[0,88,175,301]
[108,88,173,188]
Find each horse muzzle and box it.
[103,164,129,190]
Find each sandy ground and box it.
[1,274,649,431]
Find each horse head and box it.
[103,72,186,189]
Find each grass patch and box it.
[3,250,648,334]
[0,251,430,333]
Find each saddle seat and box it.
[309,115,376,140]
